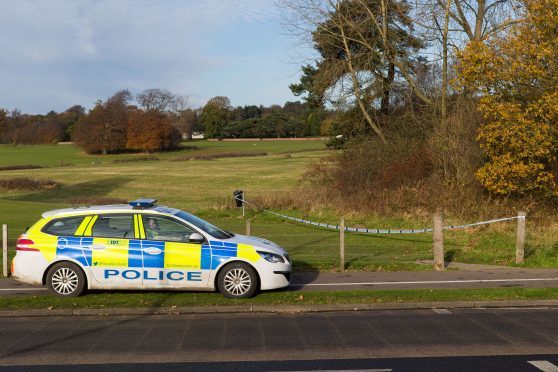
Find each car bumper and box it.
[11,252,48,286]
[257,261,291,291]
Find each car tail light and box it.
[16,237,38,251]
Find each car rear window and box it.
[42,216,86,236]
[91,215,134,239]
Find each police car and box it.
[11,199,291,298]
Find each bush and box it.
[325,136,346,149]
[431,99,483,187]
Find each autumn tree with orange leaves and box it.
[456,0,558,196]
[127,110,181,152]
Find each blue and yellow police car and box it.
[12,199,291,298]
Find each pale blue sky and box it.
[0,0,312,114]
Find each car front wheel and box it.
[46,262,86,297]
[218,262,258,298]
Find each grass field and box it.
[0,140,325,167]
[0,140,555,274]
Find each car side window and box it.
[142,215,196,242]
[42,216,86,236]
[91,215,134,239]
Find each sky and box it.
[0,0,313,114]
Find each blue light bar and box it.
[129,198,157,209]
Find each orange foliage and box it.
[127,110,180,152]
[455,0,558,196]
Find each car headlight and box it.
[257,251,285,263]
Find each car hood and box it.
[227,234,286,255]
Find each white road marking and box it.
[433,309,452,314]
[528,360,558,371]
[291,277,558,287]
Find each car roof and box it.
[41,204,182,218]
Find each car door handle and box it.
[90,244,105,250]
[144,247,163,255]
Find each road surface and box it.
[3,267,558,296]
[1,308,558,370]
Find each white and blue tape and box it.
[234,196,521,235]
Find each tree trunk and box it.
[380,62,395,117]
[441,0,452,120]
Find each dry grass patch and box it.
[0,165,43,171]
[0,177,59,191]
[112,156,160,163]
[171,152,268,161]
[66,197,128,206]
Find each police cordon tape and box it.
[234,195,523,235]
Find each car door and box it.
[86,214,143,287]
[138,214,209,288]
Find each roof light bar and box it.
[129,198,157,209]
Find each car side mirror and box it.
[188,232,205,244]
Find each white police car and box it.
[11,199,291,298]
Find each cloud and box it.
[0,0,296,113]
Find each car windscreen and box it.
[175,211,232,239]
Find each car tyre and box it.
[218,262,258,299]
[46,262,86,297]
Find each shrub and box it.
[325,136,346,149]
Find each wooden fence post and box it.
[2,224,7,277]
[433,210,445,271]
[246,219,251,236]
[516,211,526,264]
[339,217,345,271]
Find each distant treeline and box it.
[0,89,331,154]
[199,96,325,140]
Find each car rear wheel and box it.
[218,262,258,298]
[46,262,86,297]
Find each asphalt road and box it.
[1,308,558,370]
[3,355,558,371]
[3,267,558,296]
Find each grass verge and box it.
[2,287,558,310]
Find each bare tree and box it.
[207,96,232,110]
[136,89,176,111]
[412,0,522,113]
[171,95,198,140]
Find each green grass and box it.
[0,140,326,167]
[2,287,558,310]
[0,139,554,275]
